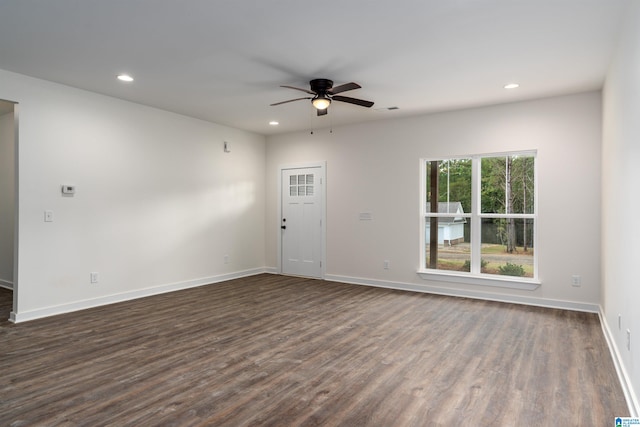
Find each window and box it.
[420,152,536,282]
[289,174,315,196]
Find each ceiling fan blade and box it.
[332,95,374,108]
[317,108,328,116]
[328,82,361,95]
[281,85,316,95]
[270,97,312,106]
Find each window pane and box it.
[426,159,472,214]
[481,155,535,214]
[480,218,534,277]
[425,217,471,272]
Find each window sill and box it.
[416,270,540,291]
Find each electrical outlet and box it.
[383,260,390,270]
[571,275,581,287]
[44,210,54,222]
[90,272,99,284]
[627,329,631,351]
[224,254,230,264]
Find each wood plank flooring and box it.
[0,274,629,426]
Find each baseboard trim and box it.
[599,306,639,417]
[324,274,600,313]
[9,268,268,323]
[0,278,13,290]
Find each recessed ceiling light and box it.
[117,74,134,82]
[269,121,279,126]
[504,83,519,89]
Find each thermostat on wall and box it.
[61,185,75,196]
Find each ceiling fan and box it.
[270,78,374,116]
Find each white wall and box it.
[267,92,602,309]
[0,109,15,287]
[0,69,266,321]
[602,1,640,415]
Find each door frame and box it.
[277,161,326,278]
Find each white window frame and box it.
[418,151,540,291]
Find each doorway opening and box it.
[0,99,18,322]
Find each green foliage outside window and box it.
[498,262,526,277]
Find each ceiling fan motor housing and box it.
[310,79,333,94]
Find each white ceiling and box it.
[0,0,629,135]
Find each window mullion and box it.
[471,157,482,274]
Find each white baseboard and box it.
[599,306,639,417]
[9,268,268,323]
[324,274,600,313]
[0,278,13,290]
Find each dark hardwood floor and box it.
[0,274,629,426]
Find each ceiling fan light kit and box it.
[311,95,331,110]
[271,78,374,116]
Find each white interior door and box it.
[281,167,323,278]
